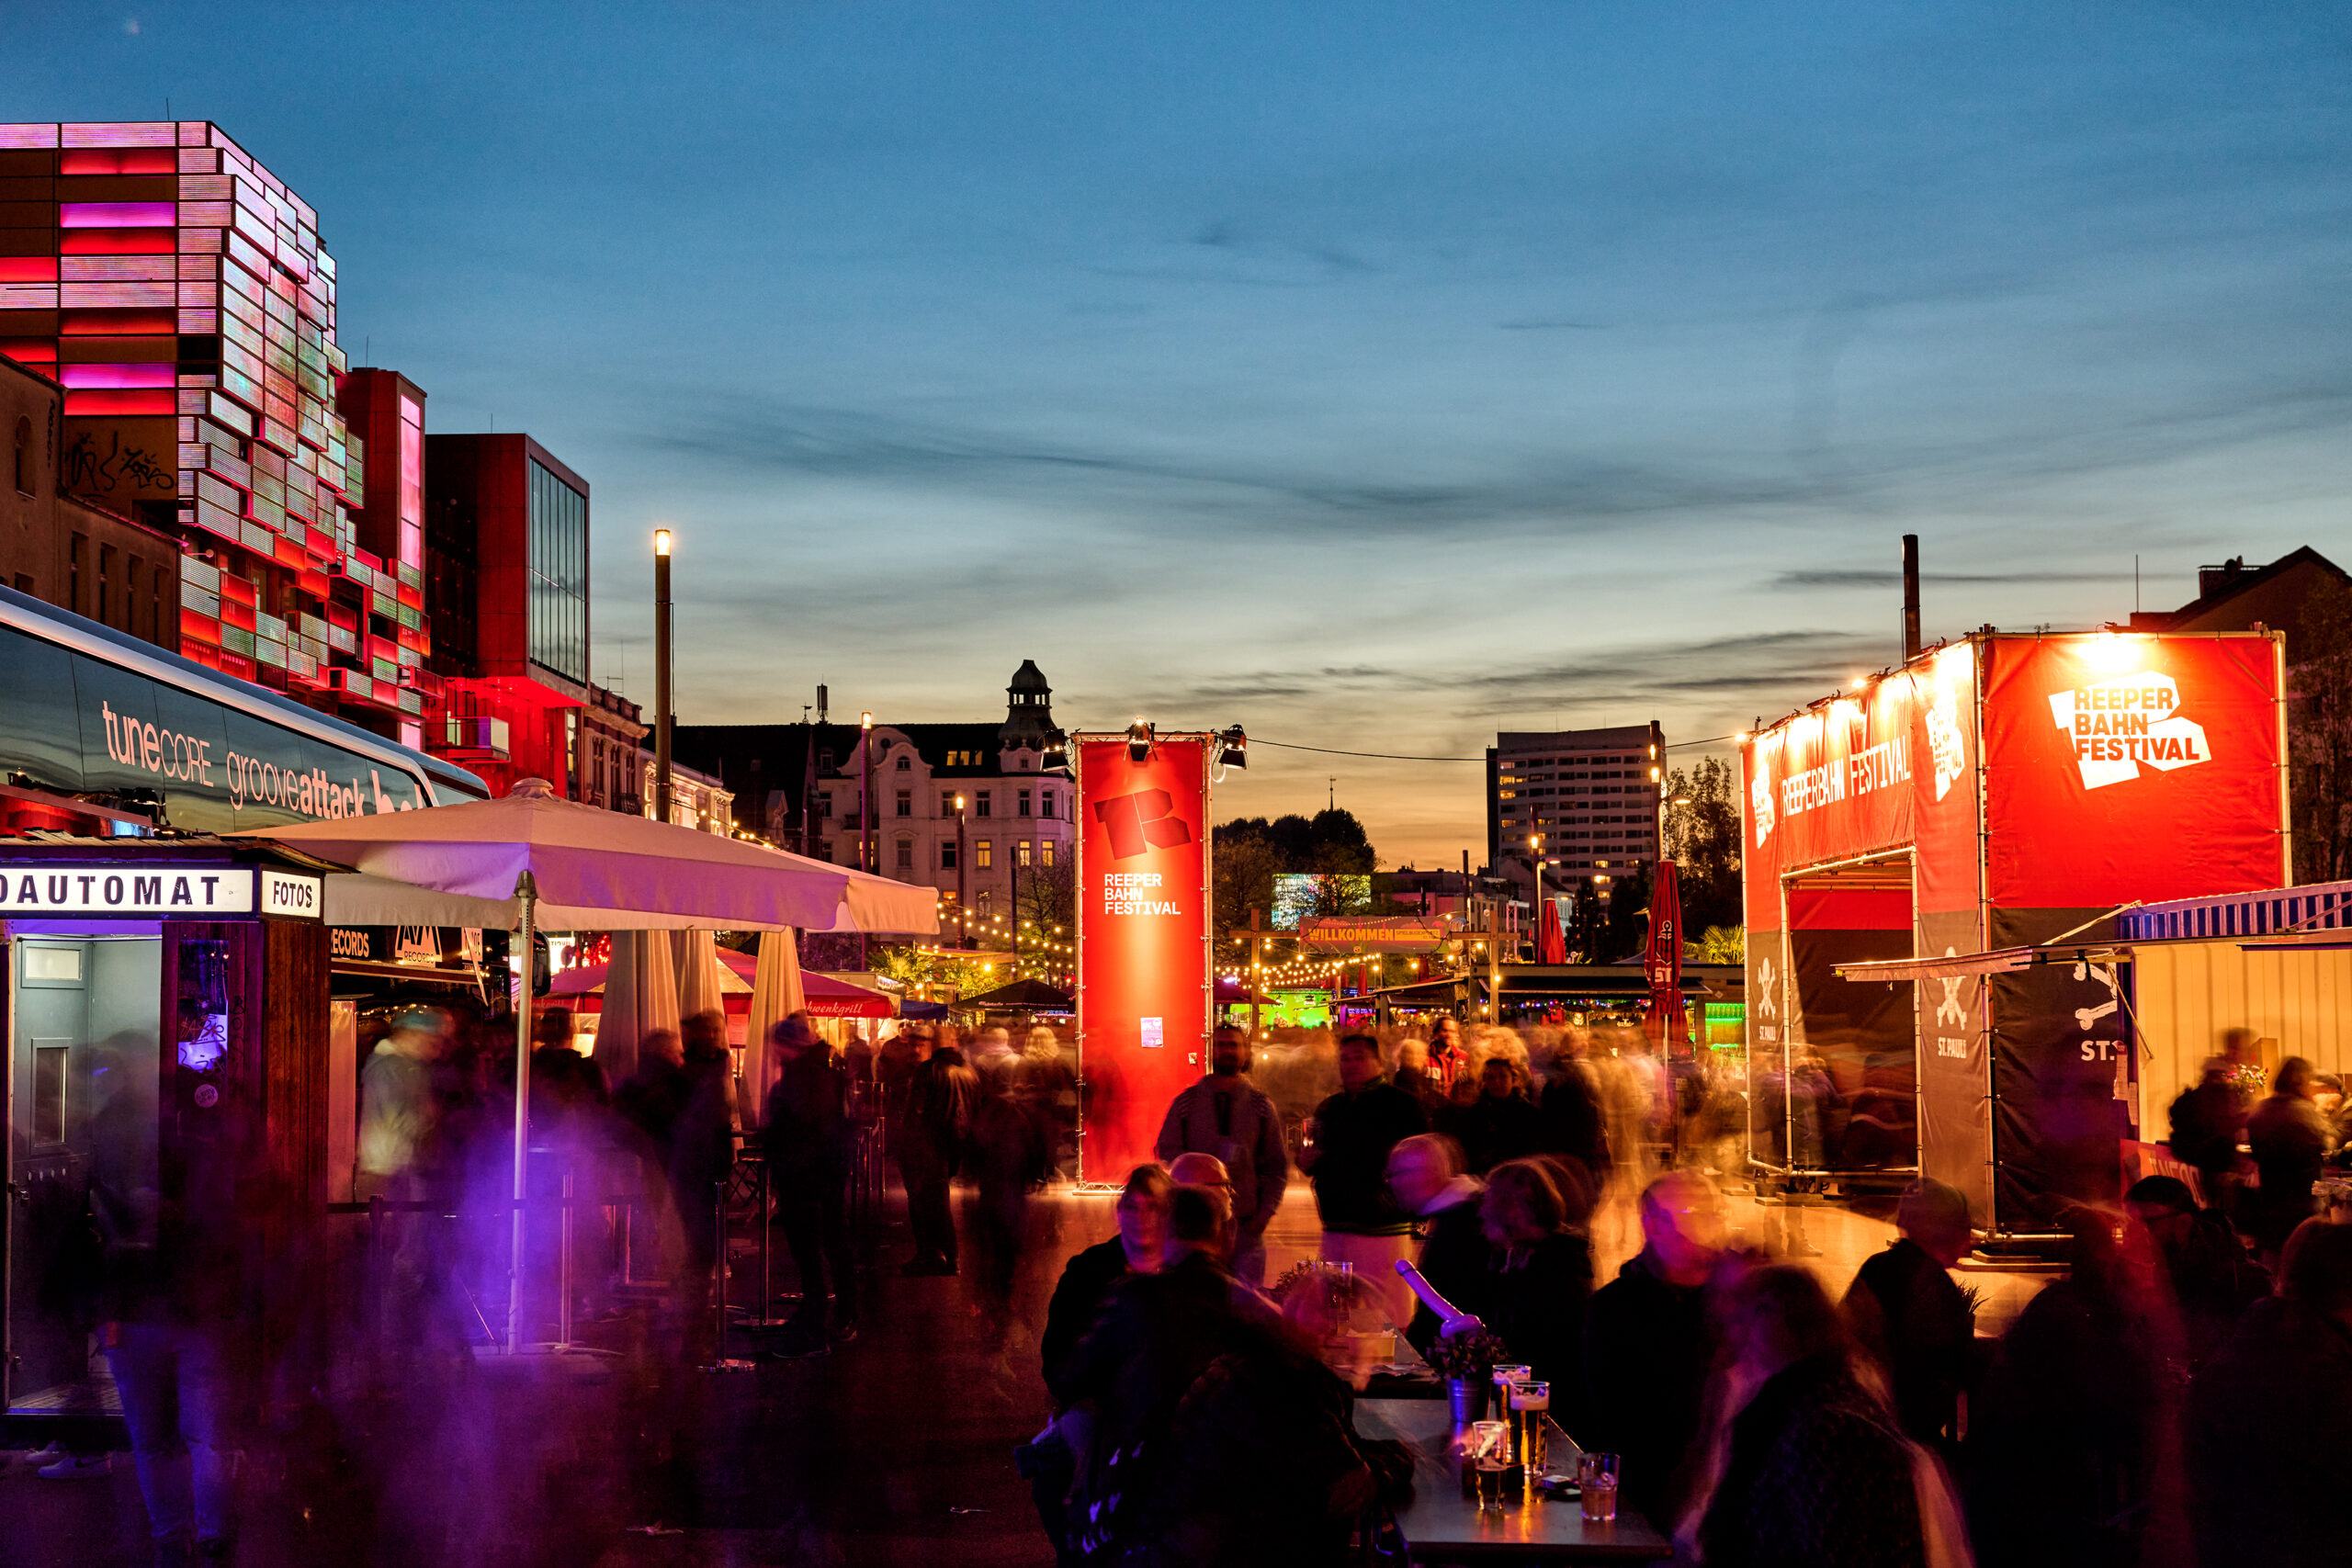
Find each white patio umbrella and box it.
[596,930,684,1085]
[235,778,935,1352]
[738,930,807,1125]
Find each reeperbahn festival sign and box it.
[1075,731,1212,1183]
[1292,915,1453,953]
[0,584,481,832]
[1739,631,2287,1232]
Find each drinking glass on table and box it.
[1510,1380,1550,1475]
[1490,1364,1532,1459]
[1467,1421,1510,1513]
[1578,1451,1620,1524]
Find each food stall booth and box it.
[1743,629,2289,1242]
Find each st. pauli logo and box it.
[1749,766,1775,847]
[2046,669,2211,790]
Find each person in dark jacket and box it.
[2166,1060,2245,1205]
[1695,1265,1926,1568]
[1031,1164,1170,1568]
[2245,1057,2332,1262]
[2123,1174,2268,1374]
[1583,1170,1726,1526]
[2187,1219,2352,1568]
[1471,1157,1595,1425]
[1969,1208,2188,1568]
[1387,1134,1486,1358]
[902,1029,979,1275]
[1302,1034,1428,1329]
[1539,1051,1610,1180]
[1843,1178,1974,1453]
[668,1010,738,1340]
[764,1012,858,1344]
[1453,1055,1549,1175]
[1054,1182,1284,1559]
[1154,1024,1290,1285]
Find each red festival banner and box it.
[1075,733,1212,1183]
[1982,635,2287,909]
[1642,860,1687,1049]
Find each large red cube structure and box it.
[1740,630,2287,1233]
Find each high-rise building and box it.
[419,433,592,796]
[0,119,427,745]
[1487,723,1666,899]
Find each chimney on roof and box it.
[2199,556,2249,600]
[1901,535,1922,662]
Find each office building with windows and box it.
[419,432,591,797]
[1486,723,1666,901]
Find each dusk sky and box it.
[13,3,2350,866]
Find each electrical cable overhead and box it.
[1250,733,1747,763]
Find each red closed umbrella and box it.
[1537,896,1568,965]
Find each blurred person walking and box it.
[1386,1134,1486,1359]
[902,1024,978,1275]
[2165,1060,2246,1211]
[668,1010,739,1342]
[1843,1179,1976,1454]
[2244,1056,2332,1265]
[1301,1034,1428,1329]
[1584,1169,1728,1528]
[1052,1181,1284,1561]
[2187,1219,2352,1568]
[1154,1024,1289,1285]
[1469,1157,1596,1418]
[93,1032,249,1566]
[2122,1175,2268,1374]
[970,1036,1056,1332]
[765,1013,859,1345]
[1453,1054,1548,1175]
[1030,1164,1172,1566]
[1690,1265,1928,1568]
[1969,1209,2187,1568]
[356,1007,452,1359]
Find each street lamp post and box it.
[653,528,673,824]
[859,710,876,969]
[955,793,969,949]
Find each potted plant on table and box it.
[1423,1326,1509,1424]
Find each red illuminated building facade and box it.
[0,119,427,746]
[421,433,592,797]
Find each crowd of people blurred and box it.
[1029,1022,2352,1568]
[31,991,2352,1568]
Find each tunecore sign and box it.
[0,863,323,920]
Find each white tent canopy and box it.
[232,778,934,1354]
[236,779,937,933]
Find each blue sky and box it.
[11,2,2350,864]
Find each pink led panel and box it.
[59,202,175,227]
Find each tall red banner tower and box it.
[1074,731,1213,1184]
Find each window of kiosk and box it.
[6,934,161,1426]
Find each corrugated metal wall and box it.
[2132,940,2352,1128]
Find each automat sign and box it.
[0,862,322,920]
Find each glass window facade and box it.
[526,458,587,683]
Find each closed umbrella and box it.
[739,930,808,1125]
[596,930,682,1086]
[675,929,730,1024]
[237,777,936,1355]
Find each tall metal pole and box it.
[654,530,673,824]
[1902,533,1922,662]
[505,870,538,1356]
[855,719,875,973]
[956,795,968,949]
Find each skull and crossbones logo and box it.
[1935,947,1968,1028]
